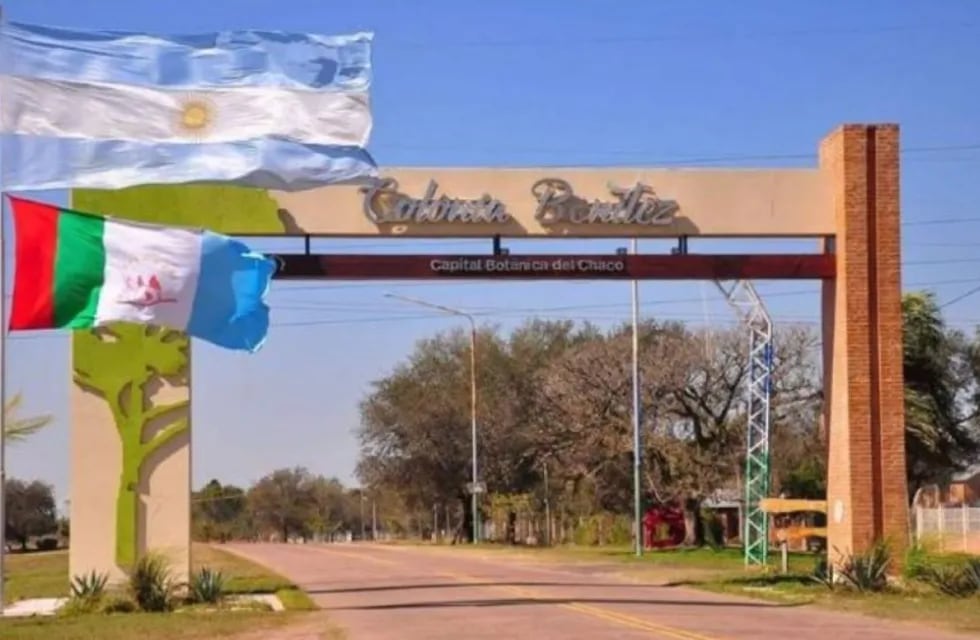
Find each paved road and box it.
[226,543,970,640]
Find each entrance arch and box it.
[67,123,907,581]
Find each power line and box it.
[373,141,980,164]
[941,283,980,310]
[7,276,980,343]
[903,216,980,227]
[382,22,980,49]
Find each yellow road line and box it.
[441,570,724,640]
[307,548,723,640]
[309,545,401,566]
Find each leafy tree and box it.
[4,478,57,550]
[192,479,247,542]
[247,467,318,541]
[73,323,190,568]
[3,393,53,444]
[357,317,824,547]
[902,291,980,494]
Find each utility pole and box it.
[360,493,366,541]
[630,238,643,557]
[384,293,481,544]
[543,461,552,546]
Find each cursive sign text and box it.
[361,178,511,224]
[531,178,679,226]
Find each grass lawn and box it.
[2,551,67,604]
[703,574,980,634]
[0,610,309,640]
[1,544,325,640]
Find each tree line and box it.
[6,291,979,549]
[354,290,980,545]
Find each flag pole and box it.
[0,4,9,614]
[0,195,7,615]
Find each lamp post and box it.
[630,238,643,557]
[360,493,367,541]
[384,293,481,543]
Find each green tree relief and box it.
[72,323,190,569]
[67,184,283,570]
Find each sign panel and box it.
[269,167,833,238]
[273,253,836,280]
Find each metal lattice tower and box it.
[715,280,774,567]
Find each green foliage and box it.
[99,595,138,614]
[571,514,633,546]
[128,554,180,612]
[192,479,249,542]
[36,537,59,551]
[61,571,110,615]
[70,571,109,600]
[189,567,227,604]
[779,457,827,499]
[3,392,53,443]
[906,547,980,597]
[701,510,725,550]
[902,291,980,493]
[810,554,835,590]
[921,563,980,597]
[836,541,892,592]
[274,587,318,611]
[4,478,58,550]
[903,541,935,581]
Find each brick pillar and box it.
[820,124,908,564]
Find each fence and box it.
[913,505,980,554]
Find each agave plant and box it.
[923,564,977,597]
[128,553,179,612]
[836,541,891,592]
[70,570,109,600]
[189,567,226,604]
[809,555,836,590]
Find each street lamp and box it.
[384,293,481,543]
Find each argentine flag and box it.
[0,21,377,191]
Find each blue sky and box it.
[4,0,980,510]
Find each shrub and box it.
[70,570,109,601]
[100,595,138,614]
[189,567,226,604]
[59,598,100,616]
[607,516,633,546]
[921,557,980,597]
[128,553,179,612]
[922,564,977,597]
[964,558,980,589]
[836,541,891,592]
[572,517,600,546]
[810,554,835,590]
[61,570,110,614]
[903,542,932,581]
[701,511,725,550]
[36,537,59,551]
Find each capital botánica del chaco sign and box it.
[269,168,834,237]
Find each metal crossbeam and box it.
[715,280,774,567]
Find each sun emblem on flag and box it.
[176,96,215,138]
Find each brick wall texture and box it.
[820,124,909,564]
